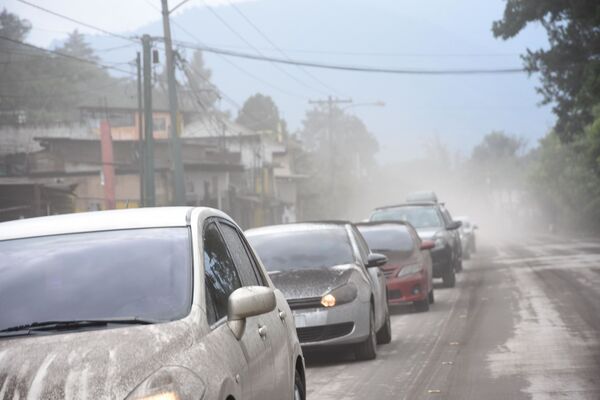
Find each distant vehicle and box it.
[406,191,439,204]
[246,221,391,360]
[455,216,478,259]
[0,208,305,400]
[356,221,435,312]
[369,202,462,288]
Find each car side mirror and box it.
[420,240,435,250]
[367,253,388,268]
[227,286,276,340]
[447,221,462,230]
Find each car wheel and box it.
[376,308,392,344]
[355,307,377,360]
[428,288,435,304]
[294,368,305,400]
[455,255,463,273]
[414,296,430,312]
[442,265,456,288]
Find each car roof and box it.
[355,220,409,228]
[406,191,438,203]
[374,202,439,210]
[246,222,350,236]
[0,207,196,241]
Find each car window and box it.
[370,206,444,229]
[0,228,192,332]
[358,225,414,253]
[246,227,354,271]
[203,221,242,324]
[219,221,264,287]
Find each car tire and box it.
[414,296,430,312]
[455,255,463,273]
[376,309,392,344]
[442,265,456,288]
[355,308,377,360]
[428,288,435,304]
[294,368,306,400]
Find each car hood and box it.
[268,264,357,299]
[0,319,193,399]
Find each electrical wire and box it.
[16,0,138,43]
[0,35,136,76]
[225,0,346,97]
[199,0,320,96]
[174,40,527,75]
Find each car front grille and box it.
[287,297,323,310]
[296,322,354,343]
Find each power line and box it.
[0,35,136,76]
[199,0,319,96]
[155,11,306,99]
[225,0,346,97]
[174,41,527,75]
[16,0,138,43]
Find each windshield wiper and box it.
[0,317,161,334]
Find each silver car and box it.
[455,216,478,259]
[246,222,391,360]
[0,207,305,400]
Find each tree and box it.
[493,0,600,141]
[0,8,31,40]
[298,105,379,218]
[236,93,285,135]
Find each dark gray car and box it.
[246,222,391,360]
[0,207,305,400]
[369,202,462,287]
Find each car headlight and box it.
[125,367,205,400]
[397,263,422,278]
[321,283,358,307]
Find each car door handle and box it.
[258,325,267,338]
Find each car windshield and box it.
[0,228,192,332]
[247,227,354,271]
[357,225,414,253]
[370,206,444,229]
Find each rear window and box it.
[247,227,354,271]
[357,225,414,253]
[370,206,443,229]
[0,228,192,332]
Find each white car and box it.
[455,216,478,259]
[0,207,305,400]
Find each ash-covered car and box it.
[455,216,478,259]
[245,222,391,360]
[0,207,305,400]
[356,221,435,311]
[369,202,462,288]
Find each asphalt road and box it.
[305,234,600,400]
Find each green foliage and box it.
[529,127,600,229]
[298,105,379,219]
[0,10,120,124]
[493,0,600,140]
[236,93,285,135]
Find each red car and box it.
[356,221,434,311]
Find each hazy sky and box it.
[3,0,554,162]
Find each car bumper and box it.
[431,246,452,277]
[292,300,370,348]
[386,273,428,304]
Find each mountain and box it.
[79,0,554,161]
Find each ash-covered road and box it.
[305,235,600,400]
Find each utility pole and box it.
[136,51,145,207]
[142,34,156,207]
[308,96,352,188]
[161,0,186,206]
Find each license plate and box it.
[294,314,306,328]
